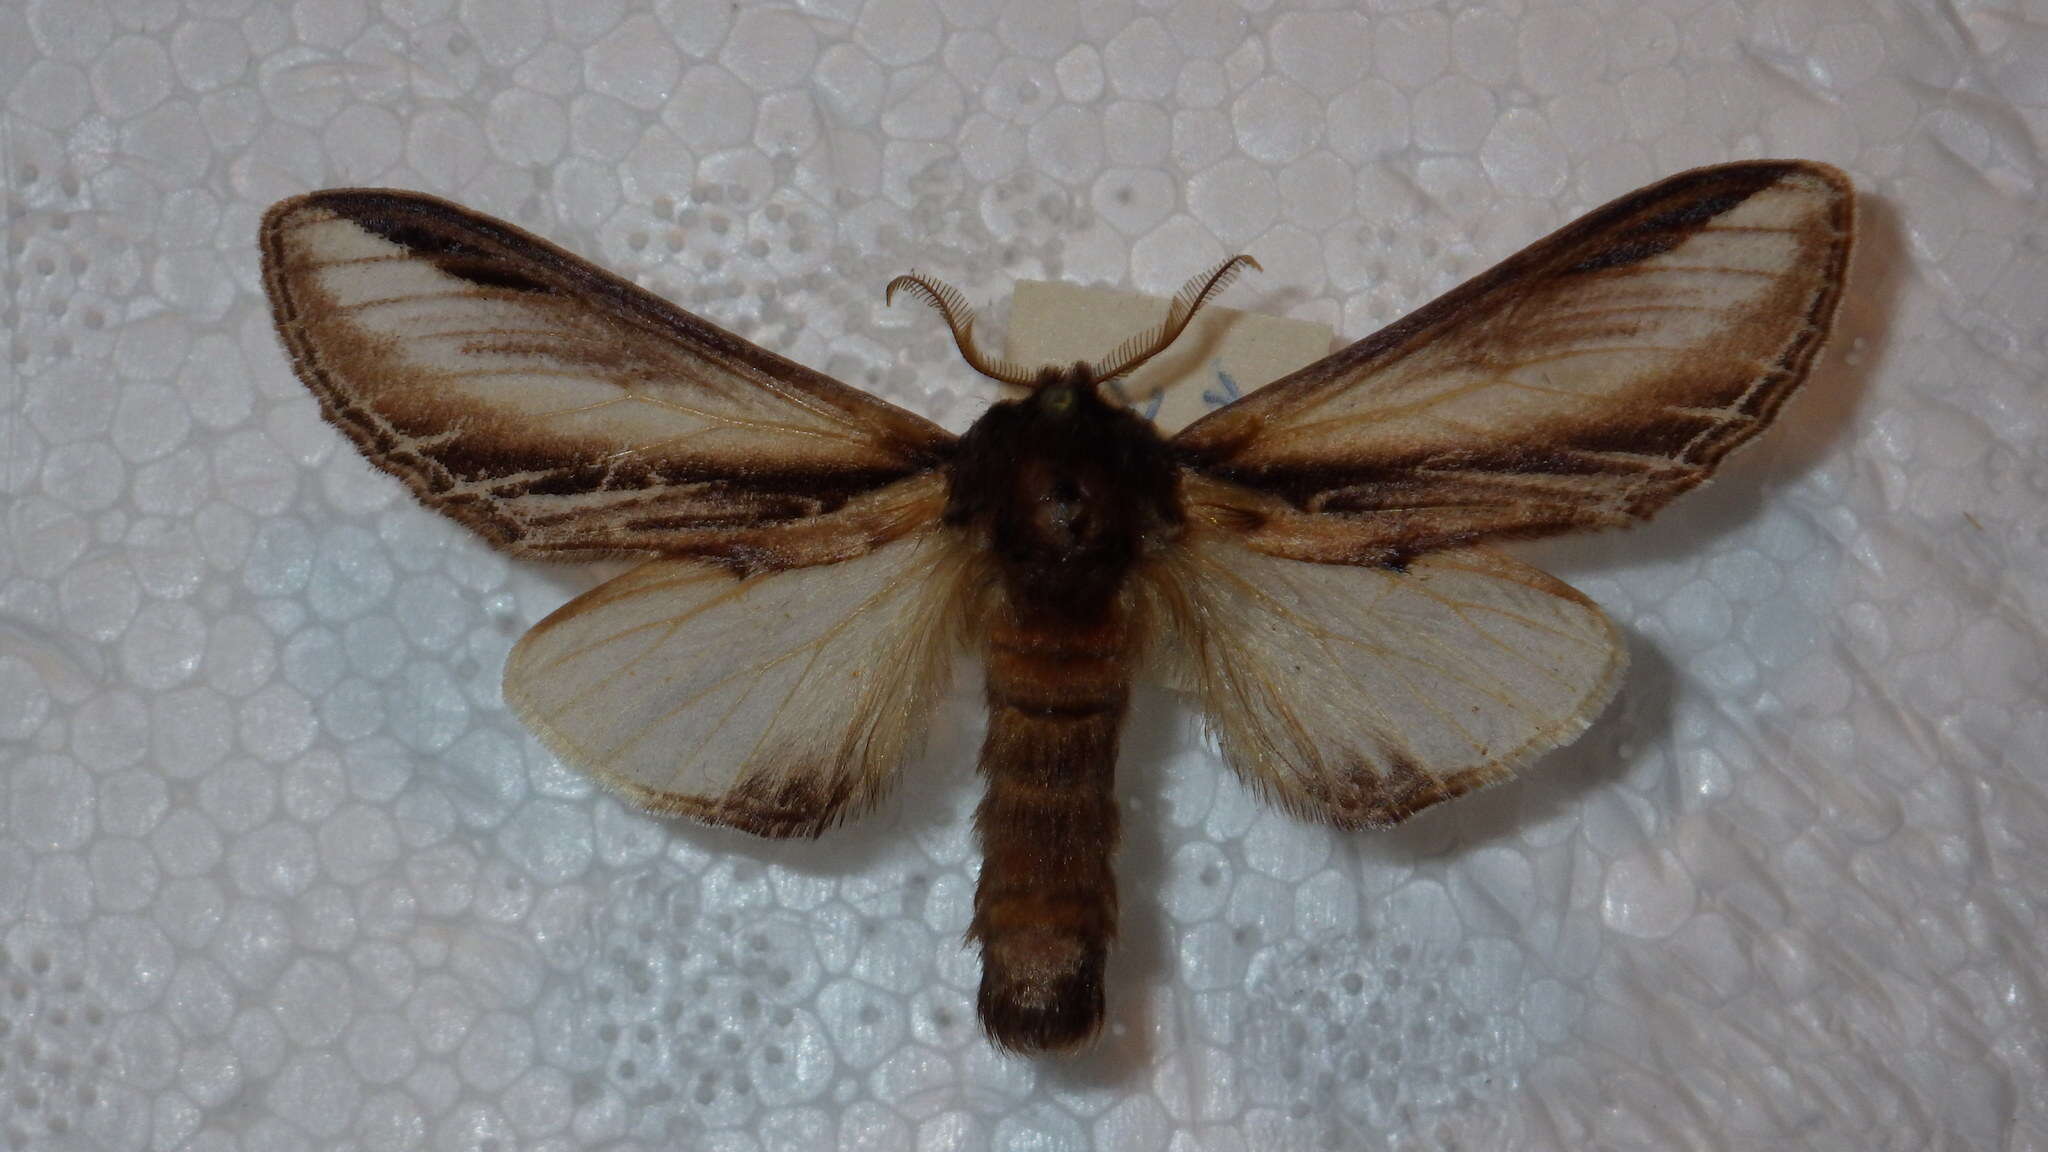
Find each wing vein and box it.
[1190,546,1434,765]
[607,538,936,764]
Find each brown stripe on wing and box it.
[1562,164,1793,273]
[324,193,563,295]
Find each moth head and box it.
[1030,363,1097,415]
[885,254,1260,392]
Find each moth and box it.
[260,160,1854,1053]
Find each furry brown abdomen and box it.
[970,607,1132,1053]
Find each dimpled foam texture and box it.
[3,0,2045,1149]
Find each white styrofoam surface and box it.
[3,0,2045,1148]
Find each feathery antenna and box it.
[1090,255,1260,381]
[886,255,1260,389]
[885,272,1037,387]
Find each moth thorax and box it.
[1016,455,1109,553]
[947,375,1180,619]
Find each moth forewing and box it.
[260,190,954,560]
[1173,160,1855,557]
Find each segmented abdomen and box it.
[970,607,1132,1053]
